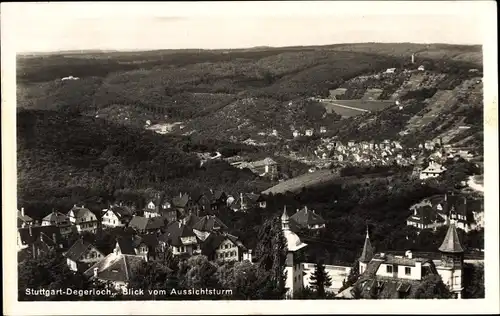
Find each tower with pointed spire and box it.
[435,223,464,298]
[281,205,307,298]
[359,226,374,274]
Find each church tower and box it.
[359,226,374,274]
[281,205,307,298]
[436,222,464,298]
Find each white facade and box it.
[375,261,423,281]
[101,209,126,228]
[419,162,446,180]
[301,263,351,293]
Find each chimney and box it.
[21,207,25,217]
[40,233,44,242]
[93,267,99,278]
[29,226,33,236]
[296,208,299,213]
[304,206,308,213]
[180,192,182,198]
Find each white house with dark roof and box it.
[419,161,447,180]
[162,221,201,256]
[65,238,105,272]
[42,211,74,236]
[67,205,99,234]
[101,205,133,228]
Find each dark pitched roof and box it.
[438,223,464,253]
[84,253,145,282]
[162,221,197,247]
[116,236,137,255]
[133,234,160,249]
[407,205,444,225]
[290,207,325,228]
[189,190,203,203]
[201,233,226,256]
[213,190,226,200]
[64,238,102,262]
[359,232,374,263]
[146,216,168,231]
[108,205,133,219]
[172,194,190,208]
[128,216,149,231]
[18,226,62,246]
[192,215,228,232]
[182,214,201,227]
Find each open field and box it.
[262,169,341,195]
[319,100,394,117]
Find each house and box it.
[17,225,63,253]
[406,205,445,230]
[418,65,425,71]
[347,141,356,147]
[41,211,74,236]
[67,205,99,234]
[433,194,472,232]
[17,208,34,228]
[192,215,228,236]
[424,141,435,150]
[319,126,327,134]
[161,221,201,256]
[290,206,326,230]
[128,216,167,234]
[235,157,278,179]
[102,205,133,228]
[115,235,160,261]
[230,193,264,212]
[84,249,146,292]
[344,223,466,299]
[144,198,172,218]
[305,129,314,137]
[419,161,447,180]
[202,233,249,262]
[293,130,301,138]
[385,68,396,74]
[64,238,105,272]
[172,193,190,215]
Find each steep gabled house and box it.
[17,208,34,228]
[41,211,74,236]
[202,233,248,262]
[64,238,105,272]
[289,206,326,230]
[161,221,201,256]
[406,205,445,230]
[83,249,146,292]
[192,215,228,241]
[128,216,168,234]
[172,193,190,215]
[419,161,446,180]
[114,234,161,261]
[67,205,99,234]
[433,194,473,232]
[101,205,133,228]
[144,198,172,218]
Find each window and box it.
[405,267,411,276]
[386,265,393,273]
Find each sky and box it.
[2,1,493,53]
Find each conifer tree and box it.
[309,260,332,298]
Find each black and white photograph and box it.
[2,1,498,315]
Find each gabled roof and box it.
[213,190,227,200]
[128,216,149,231]
[290,207,325,228]
[107,205,133,220]
[438,223,464,253]
[162,221,197,247]
[67,205,96,220]
[65,238,102,262]
[192,215,228,232]
[116,236,137,255]
[84,253,145,282]
[182,214,201,227]
[407,205,444,225]
[172,194,190,208]
[42,211,70,226]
